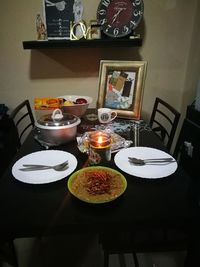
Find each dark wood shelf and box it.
[22,38,142,49]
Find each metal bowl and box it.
[59,95,93,117]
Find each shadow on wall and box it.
[29,18,146,80]
[29,48,142,79]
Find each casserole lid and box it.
[36,109,80,128]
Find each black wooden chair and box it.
[0,116,18,177]
[149,97,180,151]
[0,101,35,267]
[0,101,34,267]
[10,99,35,149]
[173,117,200,266]
[99,226,190,267]
[173,117,200,213]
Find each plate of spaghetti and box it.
[67,166,127,204]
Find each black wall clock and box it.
[97,0,144,38]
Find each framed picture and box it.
[43,0,81,39]
[97,60,147,120]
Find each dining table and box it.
[0,113,200,251]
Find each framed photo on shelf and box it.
[43,0,76,39]
[97,60,147,120]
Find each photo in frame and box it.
[43,0,83,39]
[97,60,147,120]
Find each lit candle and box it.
[89,131,111,165]
[90,131,110,148]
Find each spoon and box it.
[19,160,69,171]
[128,157,175,166]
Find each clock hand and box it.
[112,8,125,24]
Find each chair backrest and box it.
[149,97,180,151]
[173,118,200,177]
[0,116,19,177]
[10,100,35,148]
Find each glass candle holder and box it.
[88,131,111,165]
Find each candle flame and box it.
[98,135,103,144]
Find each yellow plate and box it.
[68,166,127,204]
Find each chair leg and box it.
[103,250,109,267]
[132,252,139,267]
[118,253,126,267]
[0,240,18,267]
[9,240,18,267]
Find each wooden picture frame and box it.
[97,60,147,120]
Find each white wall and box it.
[0,0,199,124]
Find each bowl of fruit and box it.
[59,95,93,117]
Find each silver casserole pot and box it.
[35,109,81,145]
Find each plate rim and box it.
[67,166,127,204]
[12,150,78,184]
[114,146,177,179]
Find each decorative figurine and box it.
[36,14,47,40]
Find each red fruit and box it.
[75,98,87,104]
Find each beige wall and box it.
[0,0,200,125]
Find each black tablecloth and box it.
[0,119,199,242]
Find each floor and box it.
[3,234,186,267]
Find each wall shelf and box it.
[22,38,142,49]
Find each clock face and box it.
[97,0,144,38]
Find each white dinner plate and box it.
[114,147,177,179]
[12,150,77,184]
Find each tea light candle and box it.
[88,131,111,165]
[90,131,110,148]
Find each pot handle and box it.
[51,109,64,120]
